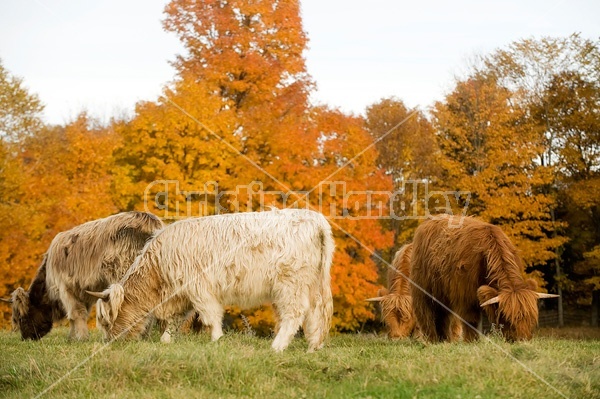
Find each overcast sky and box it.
[1,0,599,125]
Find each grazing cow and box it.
[87,209,334,352]
[367,244,462,340]
[410,214,558,342]
[2,212,163,340]
[367,244,416,338]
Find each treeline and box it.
[1,0,598,330]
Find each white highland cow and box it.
[88,209,334,352]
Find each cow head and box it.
[6,287,54,340]
[87,283,125,340]
[366,289,416,339]
[478,280,559,341]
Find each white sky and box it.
[0,0,599,125]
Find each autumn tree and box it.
[0,61,119,326]
[21,114,119,233]
[309,107,394,330]
[0,60,44,141]
[365,98,439,248]
[541,68,600,312]
[163,0,312,170]
[432,72,566,287]
[486,34,600,322]
[113,79,239,216]
[486,34,598,169]
[0,61,45,324]
[4,114,118,297]
[110,0,394,332]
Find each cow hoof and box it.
[69,333,89,341]
[271,342,287,352]
[160,332,172,343]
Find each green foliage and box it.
[0,61,46,322]
[0,60,44,141]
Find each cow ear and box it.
[11,287,29,315]
[108,284,125,322]
[477,285,499,307]
[96,298,113,326]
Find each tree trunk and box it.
[592,290,599,328]
[555,262,564,327]
[550,208,564,327]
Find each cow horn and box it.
[536,293,560,299]
[365,296,385,302]
[86,290,109,300]
[0,297,12,303]
[480,296,499,307]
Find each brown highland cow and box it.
[410,214,558,342]
[368,243,462,340]
[367,244,416,338]
[2,212,164,340]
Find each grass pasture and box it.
[1,327,599,399]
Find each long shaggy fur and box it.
[95,209,334,352]
[377,244,462,340]
[378,244,416,338]
[410,214,540,342]
[10,212,163,340]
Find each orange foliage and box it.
[1,114,119,325]
[432,73,567,287]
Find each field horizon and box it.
[1,327,598,399]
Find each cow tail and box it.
[317,223,334,332]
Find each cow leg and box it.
[160,319,177,343]
[303,308,327,352]
[159,314,187,343]
[140,316,157,339]
[460,308,481,342]
[191,298,224,342]
[272,285,310,352]
[435,307,455,342]
[272,303,281,335]
[190,312,203,334]
[412,294,442,343]
[60,289,89,340]
[68,308,89,340]
[303,281,333,352]
[462,320,480,342]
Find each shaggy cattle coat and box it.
[410,214,557,342]
[6,212,163,340]
[373,244,416,338]
[369,243,461,340]
[91,209,334,352]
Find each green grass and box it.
[1,328,599,399]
